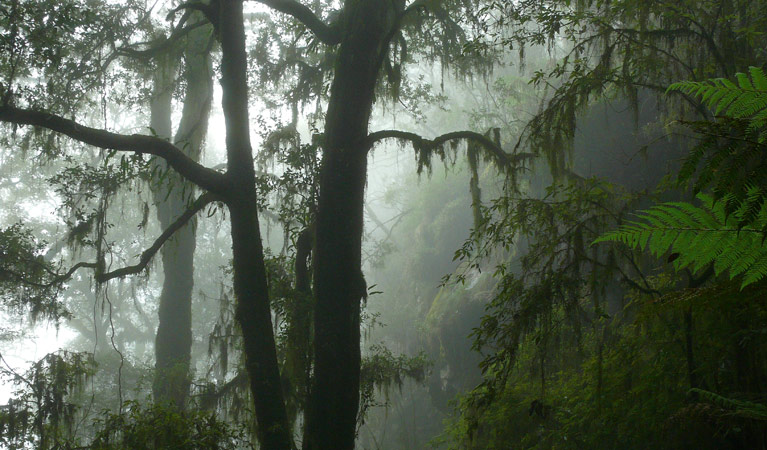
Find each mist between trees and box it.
[1,0,767,449]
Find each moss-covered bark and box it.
[149,16,213,410]
[305,1,399,448]
[219,2,293,448]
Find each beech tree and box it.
[0,0,522,448]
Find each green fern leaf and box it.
[691,388,767,421]
[736,72,754,91]
[669,67,767,141]
[594,193,767,288]
[750,66,767,90]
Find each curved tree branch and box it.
[251,0,341,45]
[366,129,536,169]
[402,0,429,16]
[31,192,217,287]
[0,105,228,196]
[95,192,218,282]
[169,1,220,31]
[116,20,210,60]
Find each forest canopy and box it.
[1,0,767,449]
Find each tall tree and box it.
[148,14,214,409]
[0,1,516,448]
[246,2,516,447]
[304,2,399,446]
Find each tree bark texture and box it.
[149,16,214,410]
[218,2,293,448]
[284,227,313,427]
[305,1,399,448]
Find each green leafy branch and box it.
[691,388,767,421]
[668,66,767,141]
[594,192,767,288]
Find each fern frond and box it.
[668,67,767,142]
[594,194,767,288]
[691,388,767,421]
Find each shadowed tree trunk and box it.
[0,1,497,448]
[0,2,291,441]
[149,17,213,410]
[305,1,399,448]
[283,227,313,427]
[218,2,293,448]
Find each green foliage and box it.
[444,151,767,448]
[0,351,95,449]
[669,69,767,232]
[691,389,767,421]
[444,279,767,449]
[439,2,767,448]
[0,223,70,320]
[358,345,430,426]
[597,69,767,288]
[0,0,147,112]
[88,401,249,450]
[462,179,631,391]
[1,350,250,450]
[468,0,767,173]
[596,192,767,288]
[675,116,767,220]
[669,67,767,141]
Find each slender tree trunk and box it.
[305,1,398,448]
[218,2,293,448]
[284,227,312,425]
[148,49,183,406]
[149,17,213,410]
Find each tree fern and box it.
[690,388,767,421]
[668,66,767,141]
[594,191,767,288]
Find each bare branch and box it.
[0,261,98,290]
[95,192,218,282]
[28,193,217,288]
[53,262,100,285]
[251,0,341,45]
[0,105,228,196]
[366,129,536,168]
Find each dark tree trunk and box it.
[304,1,398,448]
[284,227,313,426]
[149,17,213,410]
[218,2,293,448]
[229,200,292,449]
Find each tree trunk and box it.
[304,1,398,448]
[148,48,183,407]
[229,200,293,449]
[284,227,312,426]
[218,2,293,448]
[149,17,213,410]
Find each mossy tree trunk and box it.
[149,17,213,410]
[218,2,293,448]
[304,1,399,448]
